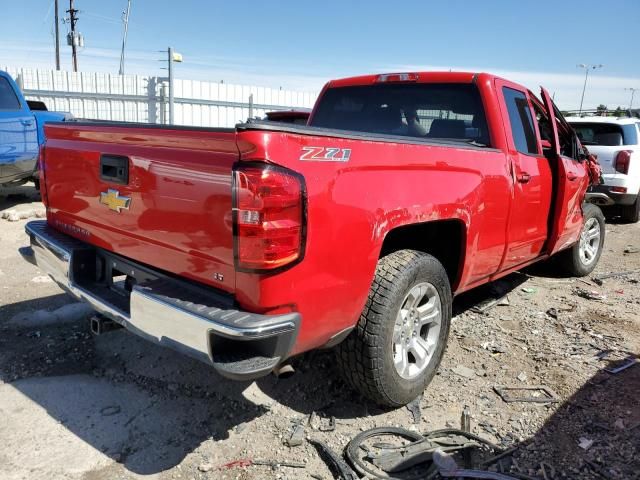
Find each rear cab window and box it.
[0,77,21,110]
[310,83,491,146]
[571,122,639,146]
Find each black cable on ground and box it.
[344,426,506,480]
[308,438,359,480]
[345,426,433,479]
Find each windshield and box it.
[310,83,490,146]
[570,122,639,146]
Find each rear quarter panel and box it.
[236,130,512,354]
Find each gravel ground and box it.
[1,184,638,480]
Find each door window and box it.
[502,87,538,155]
[0,77,21,110]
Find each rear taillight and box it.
[232,163,306,272]
[614,150,632,174]
[38,145,48,207]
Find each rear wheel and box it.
[336,250,451,407]
[621,195,640,223]
[555,203,605,276]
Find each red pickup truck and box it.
[23,71,603,406]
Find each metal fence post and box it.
[168,47,174,125]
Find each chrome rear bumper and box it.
[22,220,300,380]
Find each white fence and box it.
[4,66,318,128]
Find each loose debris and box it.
[285,422,305,447]
[0,207,45,222]
[309,439,358,480]
[319,416,337,432]
[219,458,306,469]
[453,365,476,379]
[2,205,639,480]
[100,405,121,416]
[596,350,638,374]
[578,437,594,450]
[470,295,510,313]
[573,287,607,301]
[592,269,640,285]
[493,386,560,404]
[343,426,522,479]
[407,395,422,424]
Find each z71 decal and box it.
[300,146,351,162]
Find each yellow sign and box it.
[99,189,131,213]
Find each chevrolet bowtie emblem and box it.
[100,189,131,213]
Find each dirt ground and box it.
[1,184,638,480]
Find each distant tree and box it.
[613,106,625,118]
[596,104,608,115]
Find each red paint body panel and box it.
[41,72,593,358]
[43,124,238,293]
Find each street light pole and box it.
[118,0,132,75]
[166,47,183,125]
[168,47,174,125]
[577,63,603,115]
[54,0,60,70]
[625,88,638,112]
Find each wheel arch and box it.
[379,219,467,291]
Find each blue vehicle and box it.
[0,70,71,188]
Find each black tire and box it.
[336,250,452,407]
[621,196,640,223]
[555,203,605,277]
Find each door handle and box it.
[20,119,33,126]
[516,172,531,183]
[567,173,578,181]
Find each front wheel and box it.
[555,203,605,276]
[336,250,451,407]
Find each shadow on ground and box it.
[1,273,636,477]
[0,184,40,210]
[510,357,639,479]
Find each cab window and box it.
[0,77,21,110]
[311,83,491,146]
[502,87,538,155]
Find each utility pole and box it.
[54,0,60,70]
[577,63,603,115]
[625,88,638,112]
[67,0,79,72]
[119,0,132,75]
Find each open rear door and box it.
[541,87,590,255]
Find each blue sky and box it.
[1,0,639,109]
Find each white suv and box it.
[567,117,640,222]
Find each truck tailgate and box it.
[43,123,238,293]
